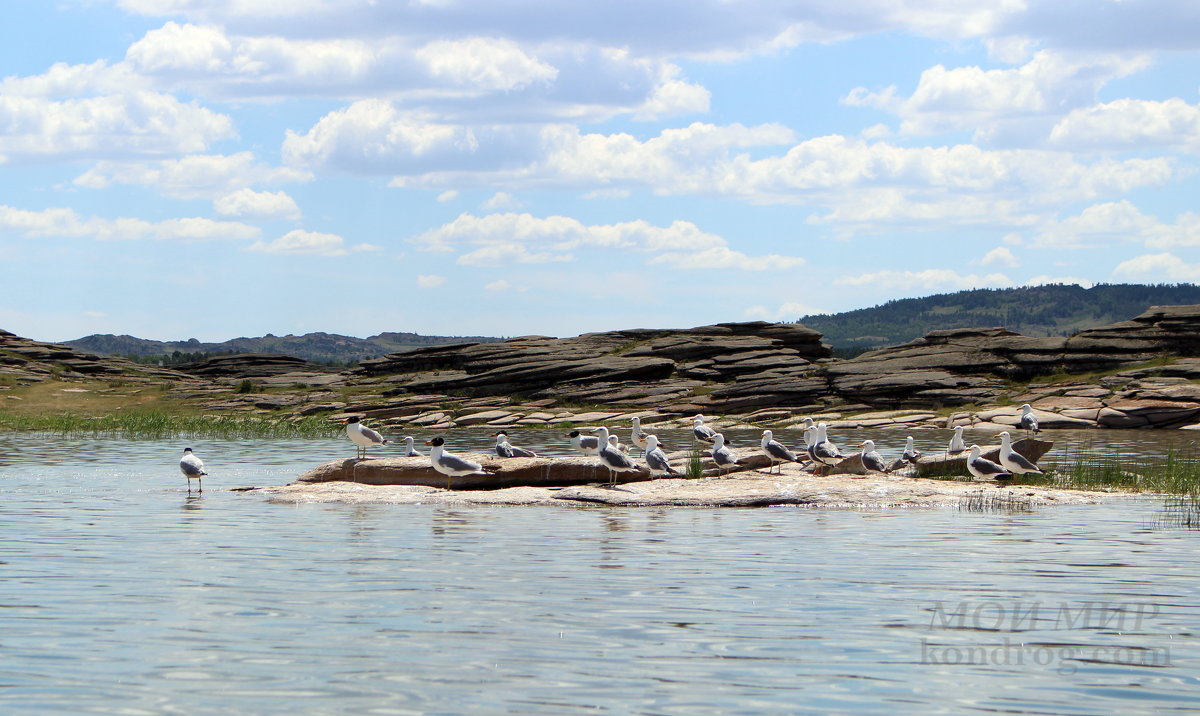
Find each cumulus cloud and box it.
[1031,201,1200,249]
[416,274,447,288]
[436,190,459,202]
[1113,253,1200,282]
[247,229,377,256]
[0,204,260,242]
[976,246,1019,267]
[75,152,313,199]
[835,268,1014,291]
[214,189,302,219]
[481,192,523,211]
[844,51,1150,145]
[0,90,234,162]
[413,212,805,271]
[372,124,1169,234]
[1049,97,1200,152]
[745,301,826,321]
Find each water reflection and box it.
[1,435,1199,714]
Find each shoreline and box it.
[252,468,1113,509]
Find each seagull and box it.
[608,433,630,454]
[760,430,800,474]
[400,435,421,458]
[948,426,967,454]
[565,429,600,456]
[692,415,717,444]
[901,436,921,466]
[344,416,388,459]
[967,444,1012,481]
[594,426,642,486]
[1019,404,1041,436]
[711,433,743,476]
[996,431,1044,476]
[643,435,680,478]
[425,436,488,489]
[179,447,207,492]
[811,423,844,467]
[491,431,537,458]
[858,440,890,474]
[631,417,651,454]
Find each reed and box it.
[1043,445,1200,496]
[0,410,340,439]
[686,448,704,479]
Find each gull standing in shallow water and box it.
[967,445,1012,481]
[491,431,537,458]
[760,430,800,474]
[948,426,967,454]
[1019,404,1041,436]
[643,435,680,478]
[400,436,421,457]
[344,416,389,459]
[996,431,1044,476]
[179,447,207,492]
[858,440,890,474]
[425,436,487,489]
[594,426,641,486]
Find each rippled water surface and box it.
[2,429,1199,714]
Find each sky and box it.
[2,1,1199,343]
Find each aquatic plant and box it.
[686,448,704,479]
[1044,445,1200,496]
[0,410,340,439]
[958,490,1035,513]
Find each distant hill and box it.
[65,330,504,365]
[798,283,1200,354]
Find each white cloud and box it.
[0,90,234,162]
[413,212,805,271]
[835,268,1014,291]
[1049,98,1200,152]
[417,274,447,288]
[1024,275,1094,289]
[376,125,1169,234]
[484,279,512,291]
[976,246,1019,267]
[214,189,302,219]
[844,51,1150,145]
[649,246,805,271]
[481,192,523,211]
[414,37,557,91]
[75,152,313,199]
[436,190,459,202]
[1113,253,1200,282]
[0,204,259,242]
[246,229,375,256]
[745,301,825,321]
[1031,201,1200,250]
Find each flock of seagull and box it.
[178,404,1045,492]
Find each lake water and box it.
[2,428,1199,714]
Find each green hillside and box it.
[798,283,1200,353]
[66,331,503,365]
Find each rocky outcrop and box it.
[826,305,1200,407]
[358,322,831,406]
[174,353,326,378]
[0,329,194,383]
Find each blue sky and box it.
[2,1,1199,342]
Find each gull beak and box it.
[424,440,434,446]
